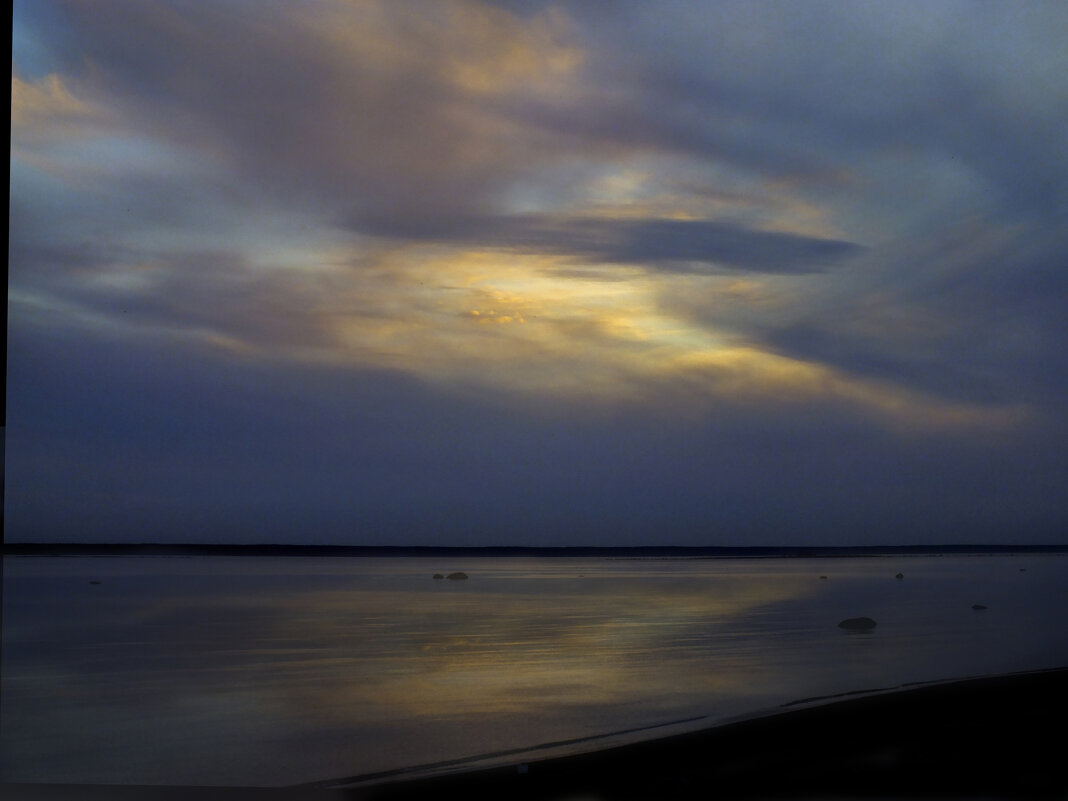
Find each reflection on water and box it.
[2,554,1067,786]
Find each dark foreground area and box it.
[5,667,1066,801]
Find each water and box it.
[2,553,1066,787]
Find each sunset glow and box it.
[9,0,1068,545]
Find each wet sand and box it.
[4,667,1066,800]
[339,666,1068,800]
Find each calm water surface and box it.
[2,554,1067,786]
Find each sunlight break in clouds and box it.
[9,0,1068,544]
[7,0,1013,429]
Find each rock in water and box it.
[838,616,877,630]
[972,604,988,610]
[446,572,469,580]
[895,573,904,579]
[432,574,444,579]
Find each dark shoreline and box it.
[4,667,1066,800]
[340,666,1068,801]
[4,542,1067,558]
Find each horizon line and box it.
[4,542,1066,556]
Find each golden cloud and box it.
[10,74,104,149]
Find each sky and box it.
[7,0,1068,547]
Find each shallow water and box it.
[2,553,1066,786]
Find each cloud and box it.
[571,1,1068,213]
[19,0,1068,226]
[753,217,1068,413]
[11,73,101,144]
[21,0,590,220]
[359,213,864,274]
[8,0,1068,546]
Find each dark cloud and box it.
[583,2,1068,212]
[360,213,864,274]
[69,252,344,350]
[748,217,1068,412]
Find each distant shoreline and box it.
[3,542,1066,558]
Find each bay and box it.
[2,553,1066,786]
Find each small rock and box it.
[446,571,469,580]
[89,581,102,585]
[819,575,828,580]
[432,574,444,579]
[895,573,904,579]
[838,616,877,630]
[972,604,988,611]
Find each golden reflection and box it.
[208,573,822,727]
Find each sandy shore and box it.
[338,667,1068,800]
[5,667,1066,800]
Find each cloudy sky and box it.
[8,0,1068,546]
